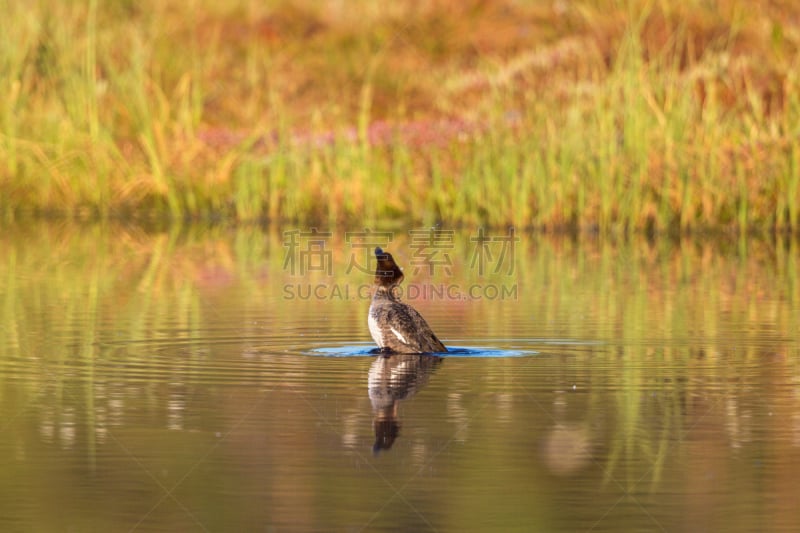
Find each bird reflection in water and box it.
[367,353,442,453]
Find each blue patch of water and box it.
[309,344,536,358]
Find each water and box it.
[1,223,799,531]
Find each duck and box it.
[368,247,447,354]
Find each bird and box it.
[368,247,447,354]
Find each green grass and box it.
[1,0,799,231]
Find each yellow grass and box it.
[1,0,798,231]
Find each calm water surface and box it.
[1,223,799,532]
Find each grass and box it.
[1,0,799,232]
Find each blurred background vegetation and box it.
[1,0,799,231]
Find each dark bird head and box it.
[374,247,404,288]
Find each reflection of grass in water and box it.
[1,224,797,379]
[527,233,800,493]
[8,224,797,348]
[1,1,800,229]
[0,224,799,525]
[600,347,685,493]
